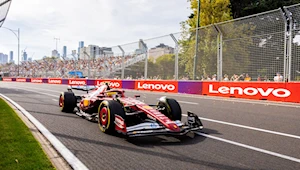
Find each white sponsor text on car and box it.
[96,81,121,88]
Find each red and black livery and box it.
[59,84,203,137]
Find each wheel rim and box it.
[99,107,108,127]
[59,95,64,107]
[159,103,172,119]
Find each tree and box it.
[179,0,232,79]
[185,0,232,27]
[155,54,175,79]
[230,0,300,18]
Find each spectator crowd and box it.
[199,72,284,82]
[0,55,136,78]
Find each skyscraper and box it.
[78,41,84,54]
[22,52,28,61]
[51,50,58,57]
[0,53,4,64]
[63,46,67,58]
[4,54,8,63]
[9,51,13,62]
[0,53,9,64]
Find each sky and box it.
[0,0,191,60]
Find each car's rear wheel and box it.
[98,100,126,134]
[158,97,182,121]
[59,92,76,113]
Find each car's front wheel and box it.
[98,100,126,134]
[158,96,182,121]
[59,92,76,113]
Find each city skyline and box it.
[0,0,190,60]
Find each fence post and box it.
[118,45,125,79]
[214,25,223,81]
[281,8,288,81]
[139,39,148,79]
[43,59,48,77]
[284,7,293,81]
[170,34,179,80]
[53,58,56,77]
[83,49,91,78]
[71,50,78,73]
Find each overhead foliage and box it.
[179,0,232,79]
[230,0,300,18]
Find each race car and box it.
[59,84,203,137]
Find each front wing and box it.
[125,113,203,137]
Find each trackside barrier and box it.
[2,78,300,103]
[202,82,300,103]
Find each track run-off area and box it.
[1,82,300,170]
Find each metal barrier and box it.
[215,8,286,82]
[1,3,300,81]
[284,4,300,81]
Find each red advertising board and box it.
[31,78,43,83]
[284,82,300,102]
[2,78,12,81]
[68,79,87,85]
[95,79,122,89]
[16,78,27,82]
[135,80,178,93]
[48,78,62,84]
[202,82,300,103]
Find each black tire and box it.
[59,92,76,113]
[158,97,182,121]
[98,100,126,134]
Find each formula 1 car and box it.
[59,84,203,137]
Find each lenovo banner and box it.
[95,79,122,89]
[48,78,62,84]
[2,78,12,81]
[16,78,27,82]
[31,78,43,83]
[135,80,178,93]
[68,79,87,85]
[202,82,300,103]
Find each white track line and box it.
[0,94,88,170]
[195,132,300,163]
[183,114,300,140]
[178,101,199,105]
[52,99,57,102]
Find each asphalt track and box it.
[0,82,300,170]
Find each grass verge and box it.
[0,98,54,170]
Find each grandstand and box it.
[0,53,147,79]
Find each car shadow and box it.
[26,110,81,119]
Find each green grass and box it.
[0,98,55,170]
